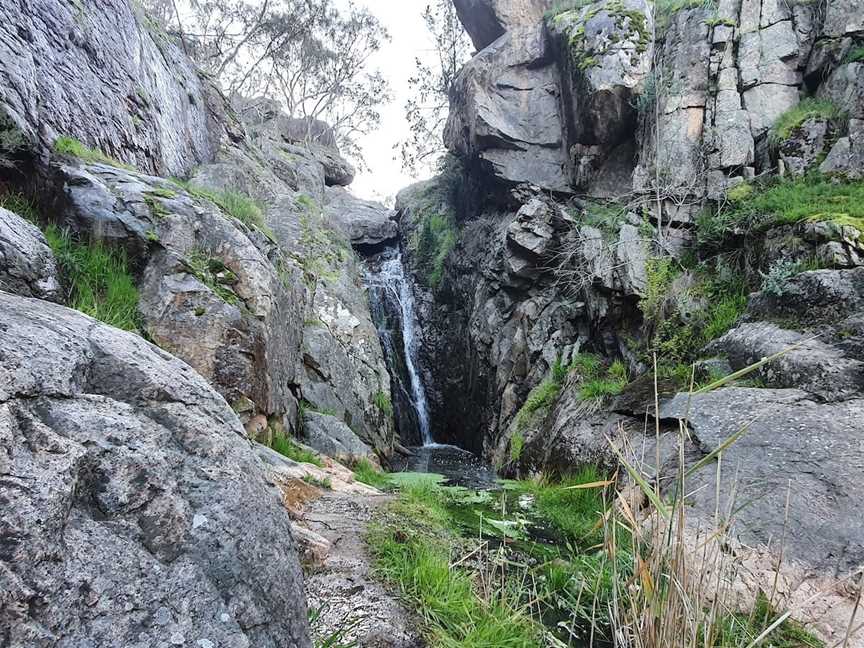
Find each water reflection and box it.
[392,444,500,490]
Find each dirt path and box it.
[300,491,423,648]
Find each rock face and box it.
[445,23,571,194]
[0,293,310,647]
[325,186,398,249]
[453,0,553,50]
[0,206,60,300]
[0,0,223,176]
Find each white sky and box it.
[344,0,443,204]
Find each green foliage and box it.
[641,256,679,323]
[270,432,324,467]
[416,211,456,287]
[515,379,562,431]
[726,182,754,202]
[171,179,274,239]
[352,458,391,490]
[712,592,825,648]
[295,193,319,214]
[53,136,135,170]
[0,191,39,224]
[569,352,603,378]
[760,259,805,297]
[579,360,629,402]
[368,483,543,647]
[845,46,864,63]
[184,249,240,305]
[509,430,525,462]
[44,226,141,331]
[373,390,393,416]
[303,474,333,490]
[770,98,844,144]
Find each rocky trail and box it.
[301,491,423,648]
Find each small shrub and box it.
[303,474,332,490]
[172,179,274,239]
[726,182,754,202]
[641,256,679,323]
[845,46,864,63]
[184,249,240,305]
[44,226,141,331]
[570,352,604,378]
[53,136,135,170]
[416,211,456,288]
[373,390,394,417]
[760,259,804,297]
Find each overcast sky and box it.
[345,0,443,204]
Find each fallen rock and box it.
[0,206,61,301]
[0,292,311,647]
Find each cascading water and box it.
[365,249,435,446]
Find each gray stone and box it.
[453,0,553,50]
[506,199,554,257]
[0,207,60,301]
[778,117,831,176]
[0,292,311,647]
[738,21,801,88]
[660,388,864,572]
[713,321,864,401]
[818,62,864,120]
[820,119,864,179]
[324,186,398,248]
[742,83,800,137]
[444,24,571,193]
[302,411,375,461]
[821,0,864,37]
[0,0,223,176]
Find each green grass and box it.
[373,390,393,417]
[569,352,603,378]
[845,46,864,64]
[713,593,825,647]
[514,379,561,431]
[641,256,680,323]
[770,98,845,144]
[303,474,333,490]
[368,484,543,647]
[352,458,391,490]
[54,136,135,171]
[0,191,39,224]
[184,249,240,305]
[270,433,324,467]
[171,179,274,239]
[526,467,609,548]
[44,226,141,331]
[509,430,525,462]
[416,211,457,287]
[729,177,864,226]
[579,377,626,400]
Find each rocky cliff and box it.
[396,0,864,609]
[0,1,401,644]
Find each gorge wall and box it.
[396,0,864,624]
[0,1,401,644]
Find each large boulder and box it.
[444,24,571,194]
[547,0,653,188]
[302,411,376,462]
[453,0,553,50]
[0,293,310,647]
[47,159,305,430]
[661,388,864,573]
[0,0,223,176]
[0,206,60,301]
[324,186,398,249]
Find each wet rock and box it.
[0,0,223,175]
[0,292,310,648]
[0,207,60,300]
[324,186,398,248]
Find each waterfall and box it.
[365,250,434,446]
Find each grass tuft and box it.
[270,432,324,467]
[352,458,390,490]
[44,226,141,331]
[373,390,393,417]
[54,136,136,171]
[0,191,40,224]
[770,98,845,144]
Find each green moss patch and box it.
[54,136,136,171]
[770,98,845,144]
